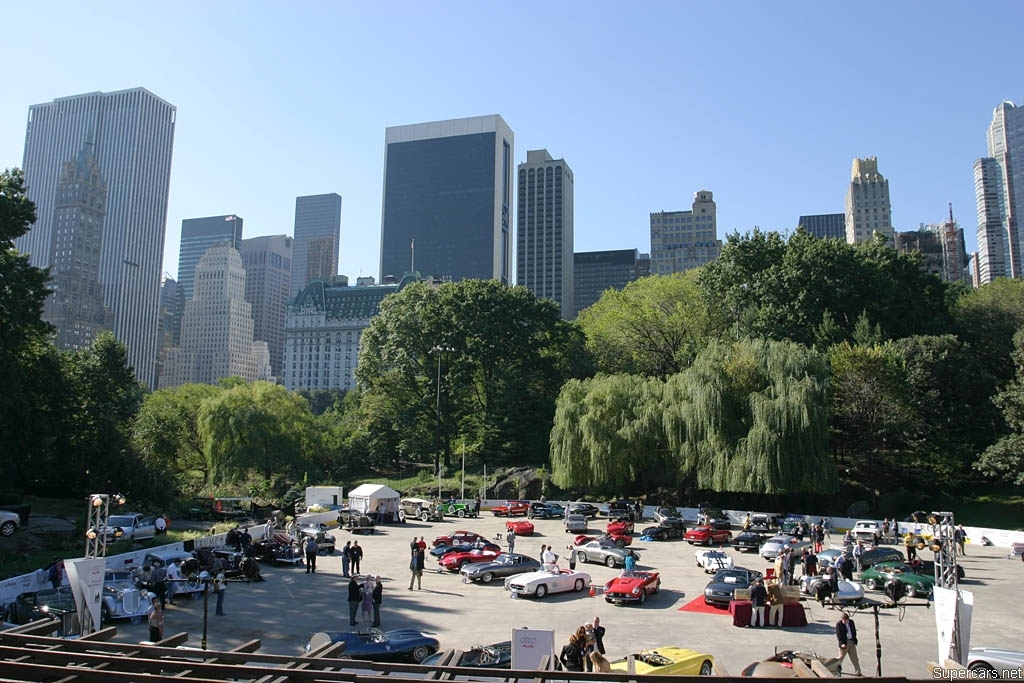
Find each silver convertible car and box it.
[461,553,541,583]
[505,568,592,598]
[573,540,640,568]
[101,570,155,622]
[967,647,1024,676]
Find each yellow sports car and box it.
[609,647,715,676]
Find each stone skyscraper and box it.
[649,190,721,275]
[291,194,342,299]
[380,115,514,283]
[844,157,894,245]
[175,215,243,343]
[241,235,292,376]
[18,88,176,387]
[517,149,574,319]
[974,101,1024,284]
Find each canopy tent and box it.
[348,484,401,516]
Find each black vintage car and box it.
[733,530,769,553]
[568,502,600,519]
[641,523,686,541]
[296,524,336,554]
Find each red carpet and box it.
[678,596,731,615]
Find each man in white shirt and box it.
[165,559,181,605]
[542,546,559,572]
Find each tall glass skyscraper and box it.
[291,193,342,299]
[380,115,514,284]
[975,101,1024,284]
[19,88,176,387]
[175,215,244,344]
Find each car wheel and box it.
[605,555,617,568]
[654,581,660,594]
[100,604,111,624]
[905,584,916,598]
[615,539,625,548]
[699,660,714,676]
[535,584,548,598]
[457,509,465,518]
[577,551,588,565]
[705,538,713,546]
[411,646,431,663]
[968,662,996,675]
[639,591,646,605]
[574,579,585,592]
[865,578,878,590]
[0,521,14,537]
[480,572,494,584]
[420,512,429,522]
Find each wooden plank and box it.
[230,639,263,654]
[0,619,62,636]
[790,659,815,678]
[78,627,119,642]
[809,659,836,678]
[155,632,191,648]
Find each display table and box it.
[729,600,808,627]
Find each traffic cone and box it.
[589,584,596,597]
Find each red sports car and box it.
[506,520,535,536]
[607,519,635,535]
[491,500,530,517]
[432,530,482,548]
[438,548,500,572]
[604,570,661,605]
[574,532,633,548]
[684,525,732,546]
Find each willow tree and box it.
[662,339,835,494]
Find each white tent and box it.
[348,484,401,516]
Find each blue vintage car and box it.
[306,627,438,662]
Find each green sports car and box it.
[859,560,934,598]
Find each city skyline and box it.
[2,3,1023,288]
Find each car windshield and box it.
[714,570,749,583]
[496,554,513,565]
[107,515,136,526]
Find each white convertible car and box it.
[504,568,591,599]
[800,574,865,606]
[695,549,734,573]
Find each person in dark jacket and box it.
[347,576,362,625]
[350,541,364,574]
[409,547,425,590]
[835,612,862,675]
[371,576,383,627]
[749,578,768,627]
[559,628,586,672]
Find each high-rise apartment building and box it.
[155,274,177,381]
[175,215,244,344]
[18,88,176,387]
[517,149,574,319]
[974,101,1024,284]
[844,157,894,245]
[241,235,292,375]
[650,190,721,275]
[797,213,846,240]
[41,138,114,350]
[291,194,342,299]
[159,243,270,388]
[380,115,514,284]
[573,249,648,318]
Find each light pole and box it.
[84,493,126,558]
[431,345,454,480]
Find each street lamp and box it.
[431,345,454,479]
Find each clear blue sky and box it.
[3,1,1022,282]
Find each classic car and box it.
[439,548,501,572]
[297,524,336,554]
[966,647,1024,676]
[740,649,841,678]
[564,513,589,534]
[432,530,483,547]
[506,520,534,536]
[748,513,774,532]
[607,519,635,535]
[700,507,732,530]
[306,627,439,663]
[491,500,530,517]
[684,525,732,546]
[609,647,715,676]
[607,499,636,521]
[778,514,807,533]
[695,549,734,573]
[652,506,685,527]
[101,570,155,622]
[528,502,565,519]
[759,534,810,560]
[818,546,904,571]
[575,531,632,548]
[421,641,512,668]
[439,500,479,518]
[859,561,935,598]
[799,574,865,605]
[604,570,661,605]
[733,530,769,553]
[704,567,763,606]
[0,509,20,537]
[641,523,686,541]
[252,532,304,565]
[143,550,206,594]
[573,539,640,568]
[337,510,376,534]
[851,520,882,541]
[461,553,542,583]
[568,502,601,518]
[400,498,442,523]
[430,540,501,559]
[101,513,156,542]
[504,568,591,598]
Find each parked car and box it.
[759,534,810,560]
[506,519,534,536]
[700,507,732,531]
[859,546,905,571]
[733,530,768,553]
[490,500,530,517]
[0,509,20,537]
[609,647,714,676]
[604,570,661,605]
[528,502,565,519]
[641,523,686,541]
[432,530,484,547]
[100,570,155,622]
[575,532,632,548]
[741,649,841,678]
[252,533,304,565]
[703,567,763,607]
[439,500,479,518]
[438,548,500,572]
[460,553,542,583]
[421,641,512,668]
[684,526,732,546]
[400,498,442,523]
[607,499,635,521]
[859,561,935,598]
[966,647,1024,676]
[652,506,684,527]
[504,568,591,598]
[143,550,205,595]
[101,513,156,542]
[306,627,438,662]
[564,513,589,534]
[430,540,501,559]
[568,502,600,519]
[695,549,734,573]
[748,513,774,532]
[572,539,639,568]
[607,519,635,535]
[851,520,882,541]
[296,524,335,554]
[799,574,865,606]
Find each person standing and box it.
[749,578,768,627]
[542,545,559,572]
[591,616,606,656]
[305,537,319,573]
[568,545,577,571]
[150,561,168,609]
[155,515,167,535]
[148,598,164,642]
[955,525,967,555]
[835,612,862,675]
[623,552,636,573]
[559,629,585,672]
[766,580,784,627]
[371,576,383,627]
[341,541,352,577]
[416,536,426,551]
[361,577,373,622]
[351,541,364,575]
[904,531,917,561]
[506,529,516,554]
[347,575,362,625]
[409,547,425,590]
[212,564,226,616]
[166,558,181,605]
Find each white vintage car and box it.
[101,570,155,622]
[800,574,865,606]
[504,568,591,599]
[695,549,734,573]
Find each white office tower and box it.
[974,101,1024,283]
[844,157,894,245]
[650,190,721,274]
[18,88,176,387]
[159,243,271,388]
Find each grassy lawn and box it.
[953,494,1024,530]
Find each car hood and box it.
[606,573,656,590]
[609,647,709,674]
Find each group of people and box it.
[538,544,560,572]
[748,577,787,627]
[559,617,608,672]
[347,574,383,627]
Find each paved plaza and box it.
[109,514,1023,677]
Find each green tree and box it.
[133,383,224,488]
[976,329,1024,486]
[577,270,726,377]
[952,278,1024,387]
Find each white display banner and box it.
[934,587,974,665]
[66,557,107,634]
[512,628,554,671]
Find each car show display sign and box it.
[511,627,554,670]
[933,586,973,665]
[66,557,107,634]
